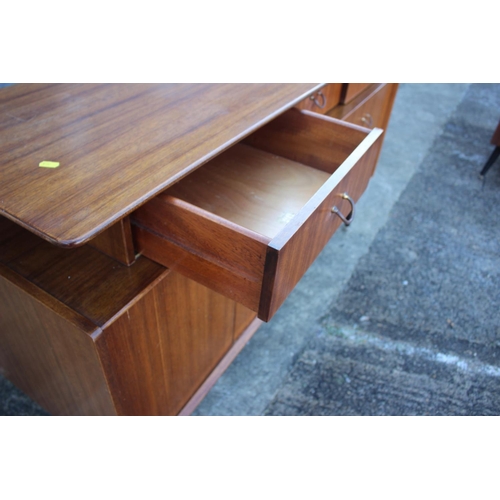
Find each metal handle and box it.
[361,113,373,128]
[331,193,355,226]
[310,91,326,109]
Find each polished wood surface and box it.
[0,83,322,247]
[132,195,268,310]
[328,83,399,131]
[88,216,136,265]
[0,265,116,416]
[243,108,370,173]
[179,316,262,416]
[0,216,166,327]
[234,303,258,340]
[295,83,342,113]
[133,224,263,310]
[1,215,250,415]
[96,271,235,415]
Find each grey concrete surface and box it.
[194,84,473,415]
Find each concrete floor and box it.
[193,84,473,415]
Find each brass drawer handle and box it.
[310,91,326,109]
[361,113,373,128]
[332,193,355,226]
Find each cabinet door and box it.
[96,271,235,415]
[234,303,257,340]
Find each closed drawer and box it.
[295,84,342,114]
[329,83,397,130]
[132,109,383,322]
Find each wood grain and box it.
[0,82,399,416]
[164,143,330,238]
[133,110,383,321]
[179,316,262,416]
[243,108,369,174]
[133,194,269,279]
[328,84,398,173]
[0,264,116,415]
[328,84,398,131]
[0,216,166,327]
[88,216,136,265]
[0,83,322,247]
[96,271,235,415]
[132,225,263,311]
[259,126,383,321]
[132,191,269,312]
[234,303,258,340]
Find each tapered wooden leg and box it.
[480,146,500,178]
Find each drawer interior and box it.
[132,108,382,321]
[165,109,371,240]
[165,143,329,239]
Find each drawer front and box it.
[342,83,396,130]
[259,130,381,320]
[328,83,398,130]
[340,83,371,104]
[295,84,342,114]
[132,109,383,322]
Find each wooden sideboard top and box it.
[0,83,322,247]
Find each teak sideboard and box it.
[0,83,398,415]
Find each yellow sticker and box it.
[39,161,60,168]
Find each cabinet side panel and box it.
[0,272,116,416]
[97,271,235,415]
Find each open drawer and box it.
[132,109,383,321]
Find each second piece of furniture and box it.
[480,120,500,178]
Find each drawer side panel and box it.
[133,195,268,281]
[133,225,262,311]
